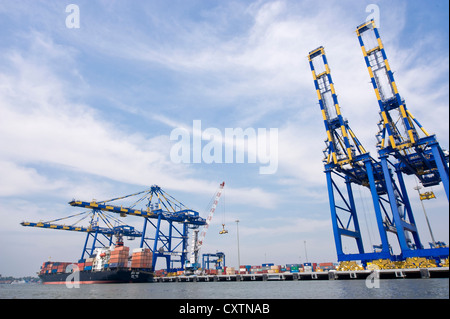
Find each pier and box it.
[154,267,449,282]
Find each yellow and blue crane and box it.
[22,185,207,272]
[308,46,392,262]
[309,20,449,264]
[356,20,449,260]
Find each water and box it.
[1,278,448,299]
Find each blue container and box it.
[84,266,92,271]
[51,269,57,273]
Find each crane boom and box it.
[21,221,141,237]
[189,182,225,265]
[356,19,449,195]
[198,182,225,247]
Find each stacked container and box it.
[77,261,85,271]
[267,265,281,273]
[303,262,317,272]
[109,245,130,268]
[225,267,235,275]
[40,261,73,274]
[319,262,335,271]
[288,264,300,273]
[239,265,251,274]
[131,248,152,269]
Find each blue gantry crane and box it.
[308,46,393,262]
[22,185,207,272]
[308,20,449,264]
[202,252,225,271]
[356,20,449,260]
[68,185,206,272]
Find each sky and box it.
[0,0,448,277]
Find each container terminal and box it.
[21,20,449,284]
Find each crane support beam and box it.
[68,200,206,226]
[21,221,142,237]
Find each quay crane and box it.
[308,20,449,265]
[308,46,393,262]
[22,185,207,272]
[202,252,226,271]
[356,20,449,260]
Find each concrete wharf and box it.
[155,267,449,282]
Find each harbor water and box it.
[1,278,448,299]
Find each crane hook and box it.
[219,224,228,235]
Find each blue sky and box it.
[0,0,448,277]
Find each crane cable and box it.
[358,185,374,249]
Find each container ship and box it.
[38,243,153,284]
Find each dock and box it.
[154,267,449,282]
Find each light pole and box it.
[304,240,308,263]
[236,220,240,270]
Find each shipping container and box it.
[319,262,334,267]
[270,265,281,270]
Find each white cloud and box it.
[0,31,279,208]
[0,161,61,196]
[240,217,330,237]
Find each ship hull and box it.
[39,269,153,284]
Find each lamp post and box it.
[304,240,308,263]
[236,220,240,270]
